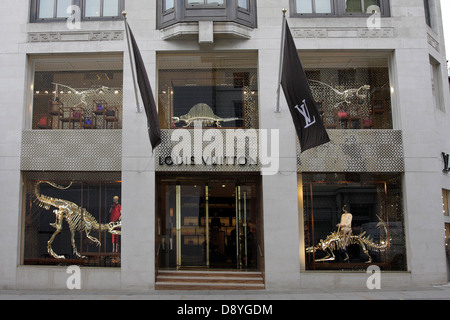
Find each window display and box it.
[302,173,406,271]
[32,57,123,130]
[157,52,259,129]
[300,52,393,129]
[23,172,122,267]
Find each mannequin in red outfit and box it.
[110,196,121,253]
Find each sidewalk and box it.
[1,283,450,300]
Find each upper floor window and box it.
[84,0,121,18]
[157,52,259,129]
[424,0,431,27]
[292,0,390,17]
[37,0,72,19]
[30,55,123,131]
[345,0,381,14]
[30,0,124,22]
[301,51,393,130]
[296,0,333,15]
[157,0,257,29]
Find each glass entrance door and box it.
[157,176,260,270]
[177,183,208,267]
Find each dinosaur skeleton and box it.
[173,103,242,128]
[309,80,371,109]
[34,181,121,259]
[52,83,113,109]
[306,215,388,263]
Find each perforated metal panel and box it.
[297,130,404,172]
[21,130,122,171]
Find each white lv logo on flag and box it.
[294,99,316,129]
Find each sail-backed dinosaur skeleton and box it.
[34,181,121,259]
[172,103,242,128]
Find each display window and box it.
[300,51,393,130]
[445,224,450,259]
[31,56,123,130]
[302,173,407,271]
[157,52,259,130]
[23,172,122,267]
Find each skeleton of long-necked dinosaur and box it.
[34,181,121,259]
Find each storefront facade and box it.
[1,0,449,291]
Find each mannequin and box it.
[109,196,121,253]
[336,205,352,260]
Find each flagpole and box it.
[275,8,287,113]
[122,11,142,113]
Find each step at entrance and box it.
[156,270,265,290]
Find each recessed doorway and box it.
[156,174,263,271]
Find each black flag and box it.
[127,22,162,150]
[280,20,330,152]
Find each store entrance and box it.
[156,175,262,271]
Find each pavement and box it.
[1,283,450,300]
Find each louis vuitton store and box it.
[15,51,414,291]
[3,0,450,292]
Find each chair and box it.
[93,100,108,129]
[318,102,338,129]
[372,98,387,129]
[48,100,63,129]
[104,106,119,129]
[59,107,83,129]
[348,105,362,129]
[82,111,95,129]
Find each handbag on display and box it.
[85,118,92,125]
[39,117,48,126]
[337,111,348,119]
[96,104,104,111]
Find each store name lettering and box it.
[159,124,280,175]
[159,155,258,166]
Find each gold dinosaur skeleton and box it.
[306,215,388,263]
[34,181,121,259]
[173,103,242,128]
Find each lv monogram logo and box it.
[294,99,316,129]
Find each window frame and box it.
[237,0,250,12]
[291,0,390,18]
[32,0,75,22]
[293,0,335,17]
[30,0,125,23]
[163,0,175,13]
[423,0,432,28]
[185,0,226,9]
